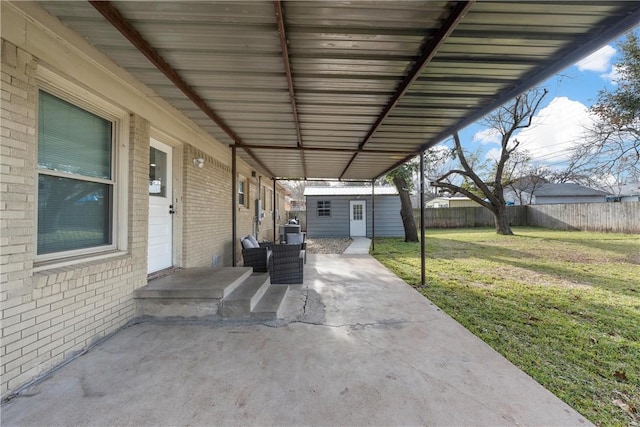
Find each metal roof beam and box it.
[273,0,307,178]
[339,0,474,180]
[231,144,417,155]
[89,0,275,178]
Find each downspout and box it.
[232,146,237,267]
[255,175,261,238]
[273,178,277,243]
[420,150,426,287]
[371,179,375,252]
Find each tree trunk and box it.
[392,175,419,242]
[494,205,513,235]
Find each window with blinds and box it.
[37,91,114,255]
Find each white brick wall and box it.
[182,145,233,267]
[0,41,148,398]
[180,145,286,268]
[1,26,288,399]
[233,165,287,263]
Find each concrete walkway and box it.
[343,236,371,254]
[1,254,591,426]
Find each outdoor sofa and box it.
[240,235,271,272]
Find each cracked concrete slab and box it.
[1,254,592,426]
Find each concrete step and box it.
[135,267,253,320]
[135,267,253,299]
[135,267,289,322]
[221,273,271,319]
[251,284,289,320]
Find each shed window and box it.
[353,203,363,220]
[317,200,331,217]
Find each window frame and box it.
[317,200,331,217]
[35,68,129,267]
[265,187,273,212]
[352,202,363,220]
[238,176,248,208]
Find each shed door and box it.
[350,200,366,237]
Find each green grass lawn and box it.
[372,227,639,426]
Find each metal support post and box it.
[231,146,237,267]
[371,179,375,252]
[273,178,277,243]
[420,150,426,287]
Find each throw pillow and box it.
[247,235,260,248]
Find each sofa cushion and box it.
[247,235,260,248]
[241,237,256,249]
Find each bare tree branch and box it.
[568,32,640,182]
[431,87,549,234]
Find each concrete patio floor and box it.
[2,252,591,426]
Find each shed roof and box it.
[304,186,398,196]
[33,1,640,180]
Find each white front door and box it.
[147,139,173,274]
[349,200,366,237]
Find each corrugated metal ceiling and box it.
[38,1,640,180]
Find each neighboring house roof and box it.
[511,176,549,191]
[304,186,398,196]
[289,200,306,212]
[437,196,473,202]
[620,183,640,196]
[426,196,481,209]
[531,183,609,197]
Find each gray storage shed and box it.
[304,186,404,238]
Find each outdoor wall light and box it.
[192,157,205,168]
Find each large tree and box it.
[418,145,452,200]
[570,32,640,182]
[386,161,419,242]
[432,88,548,235]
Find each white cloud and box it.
[430,143,451,155]
[575,45,616,72]
[485,147,501,163]
[472,128,501,145]
[600,64,625,85]
[510,97,595,163]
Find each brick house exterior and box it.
[0,3,286,398]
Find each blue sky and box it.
[452,27,640,172]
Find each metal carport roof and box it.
[37,1,640,180]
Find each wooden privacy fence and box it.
[414,202,640,234]
[527,202,639,233]
[415,206,527,228]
